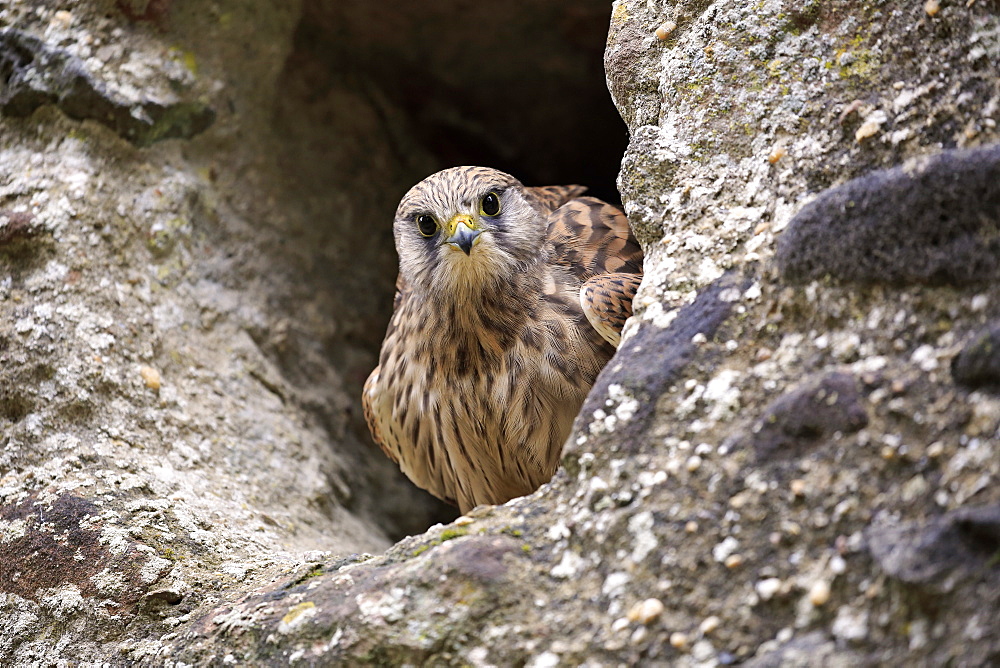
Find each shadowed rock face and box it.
[866,503,1000,590]
[952,320,1000,391]
[2,0,1000,665]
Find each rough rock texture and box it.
[952,319,1000,390]
[3,0,1000,666]
[740,371,869,461]
[0,27,215,146]
[777,144,1000,285]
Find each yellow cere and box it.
[445,213,477,237]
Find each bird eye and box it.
[416,214,438,237]
[480,192,501,217]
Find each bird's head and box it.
[393,166,546,298]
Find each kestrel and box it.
[363,166,643,513]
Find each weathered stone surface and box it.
[861,504,1000,666]
[777,145,1000,285]
[866,503,1000,590]
[2,0,1000,665]
[180,535,530,664]
[0,491,173,614]
[745,372,869,460]
[952,320,1000,390]
[746,631,863,668]
[0,28,215,146]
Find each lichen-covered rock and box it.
[182,534,533,664]
[0,0,446,662]
[0,491,174,613]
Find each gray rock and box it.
[746,372,869,461]
[952,320,1000,390]
[0,28,215,146]
[866,503,1000,591]
[746,631,864,668]
[2,0,1000,665]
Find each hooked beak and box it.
[443,214,483,256]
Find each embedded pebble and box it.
[699,616,721,634]
[52,10,74,28]
[627,598,665,625]
[713,537,739,562]
[611,617,630,633]
[140,365,162,391]
[691,640,715,661]
[951,321,1000,389]
[655,21,677,40]
[756,578,782,601]
[832,607,869,642]
[830,555,847,575]
[808,580,831,607]
[670,631,690,651]
[528,652,561,668]
[855,112,887,142]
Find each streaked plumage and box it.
[364,166,643,512]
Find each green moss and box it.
[146,217,187,257]
[838,49,879,81]
[287,565,326,586]
[438,528,468,542]
[410,526,469,557]
[133,101,216,147]
[562,454,581,478]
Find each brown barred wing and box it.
[522,184,588,214]
[546,196,643,282]
[580,272,643,348]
